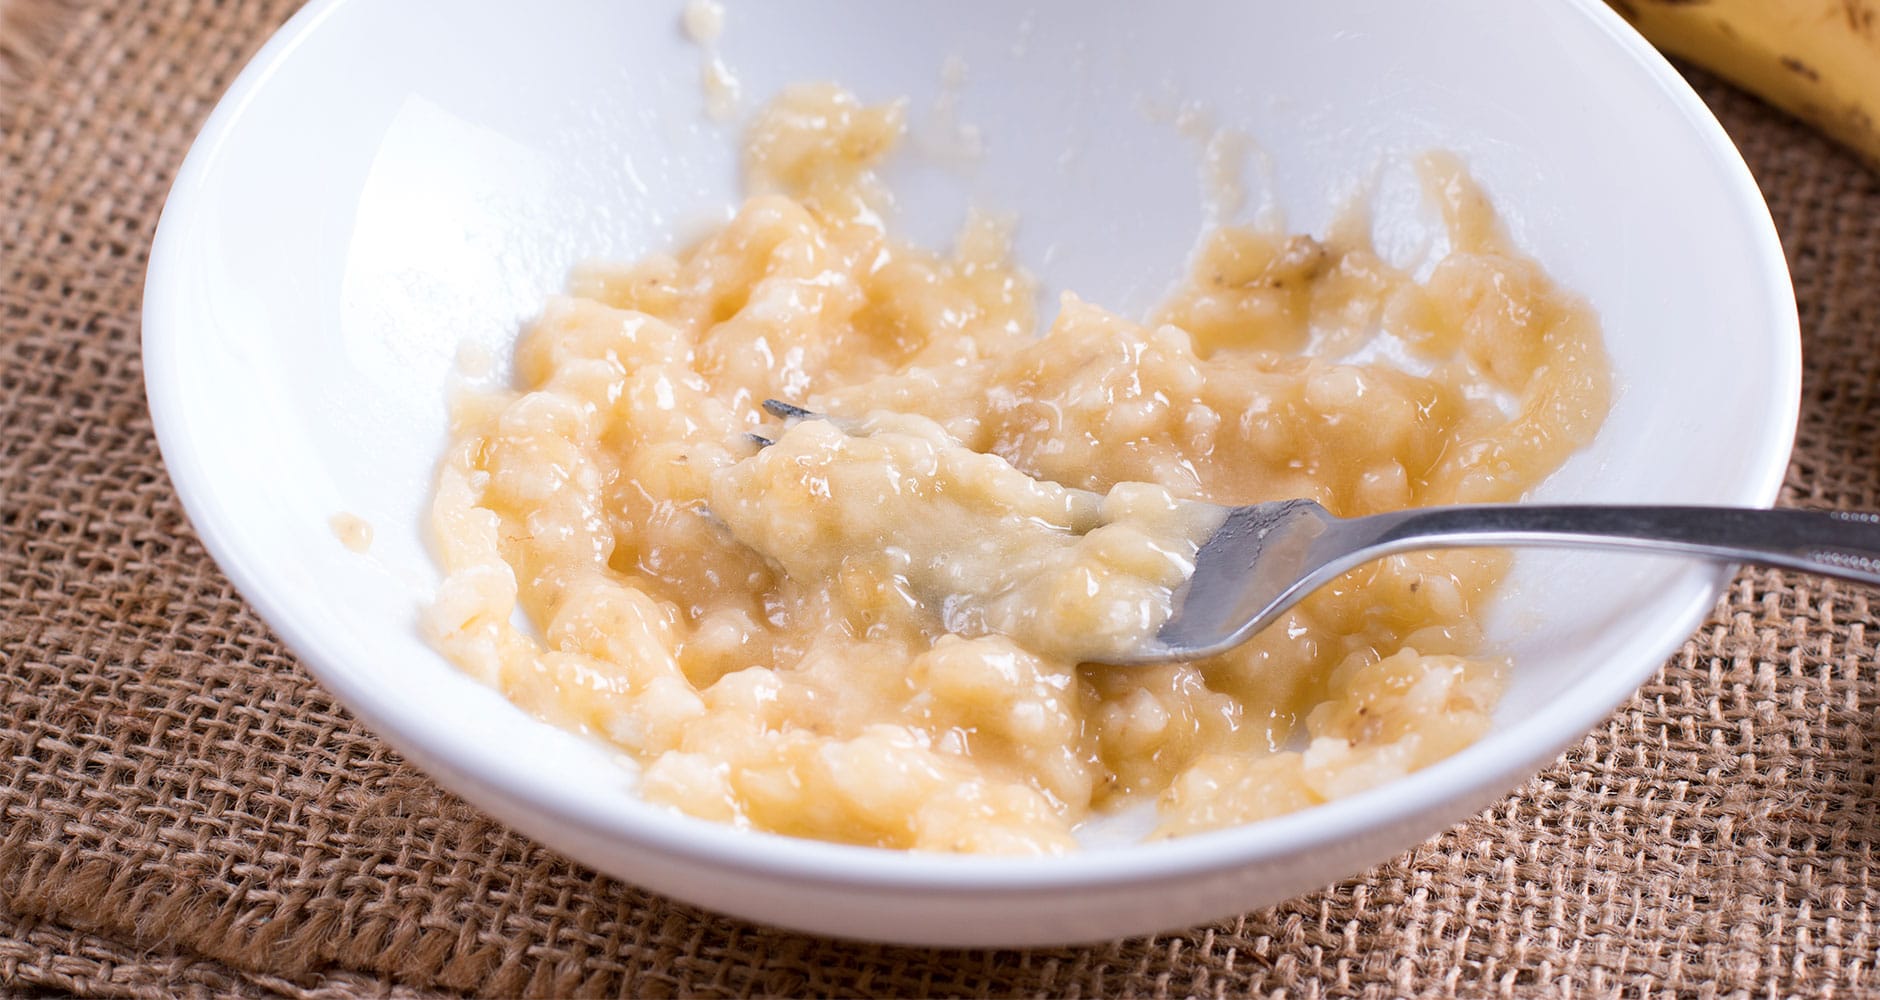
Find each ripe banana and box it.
[1609,0,1880,169]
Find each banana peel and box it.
[1609,0,1880,170]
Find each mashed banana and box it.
[424,85,1610,852]
[712,410,1226,664]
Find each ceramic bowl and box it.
[143,0,1797,945]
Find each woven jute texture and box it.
[5,2,1880,997]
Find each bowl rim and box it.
[142,0,1800,892]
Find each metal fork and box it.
[753,401,1880,666]
[1125,499,1880,665]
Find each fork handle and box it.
[1348,505,1880,587]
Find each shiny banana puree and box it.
[424,85,1610,852]
[715,411,1227,666]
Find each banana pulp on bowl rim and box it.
[422,84,1611,853]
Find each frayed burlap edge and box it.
[0,0,84,96]
[0,904,449,999]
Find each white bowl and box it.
[143,0,1797,946]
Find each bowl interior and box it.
[146,0,1796,871]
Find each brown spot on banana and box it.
[1842,0,1876,39]
[1781,56,1823,81]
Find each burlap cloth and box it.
[3,2,1878,997]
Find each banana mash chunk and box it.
[424,84,1610,852]
[712,412,1225,664]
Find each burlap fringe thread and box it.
[0,0,83,94]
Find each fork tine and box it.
[745,432,775,448]
[762,399,817,420]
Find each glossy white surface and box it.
[143,0,1798,945]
